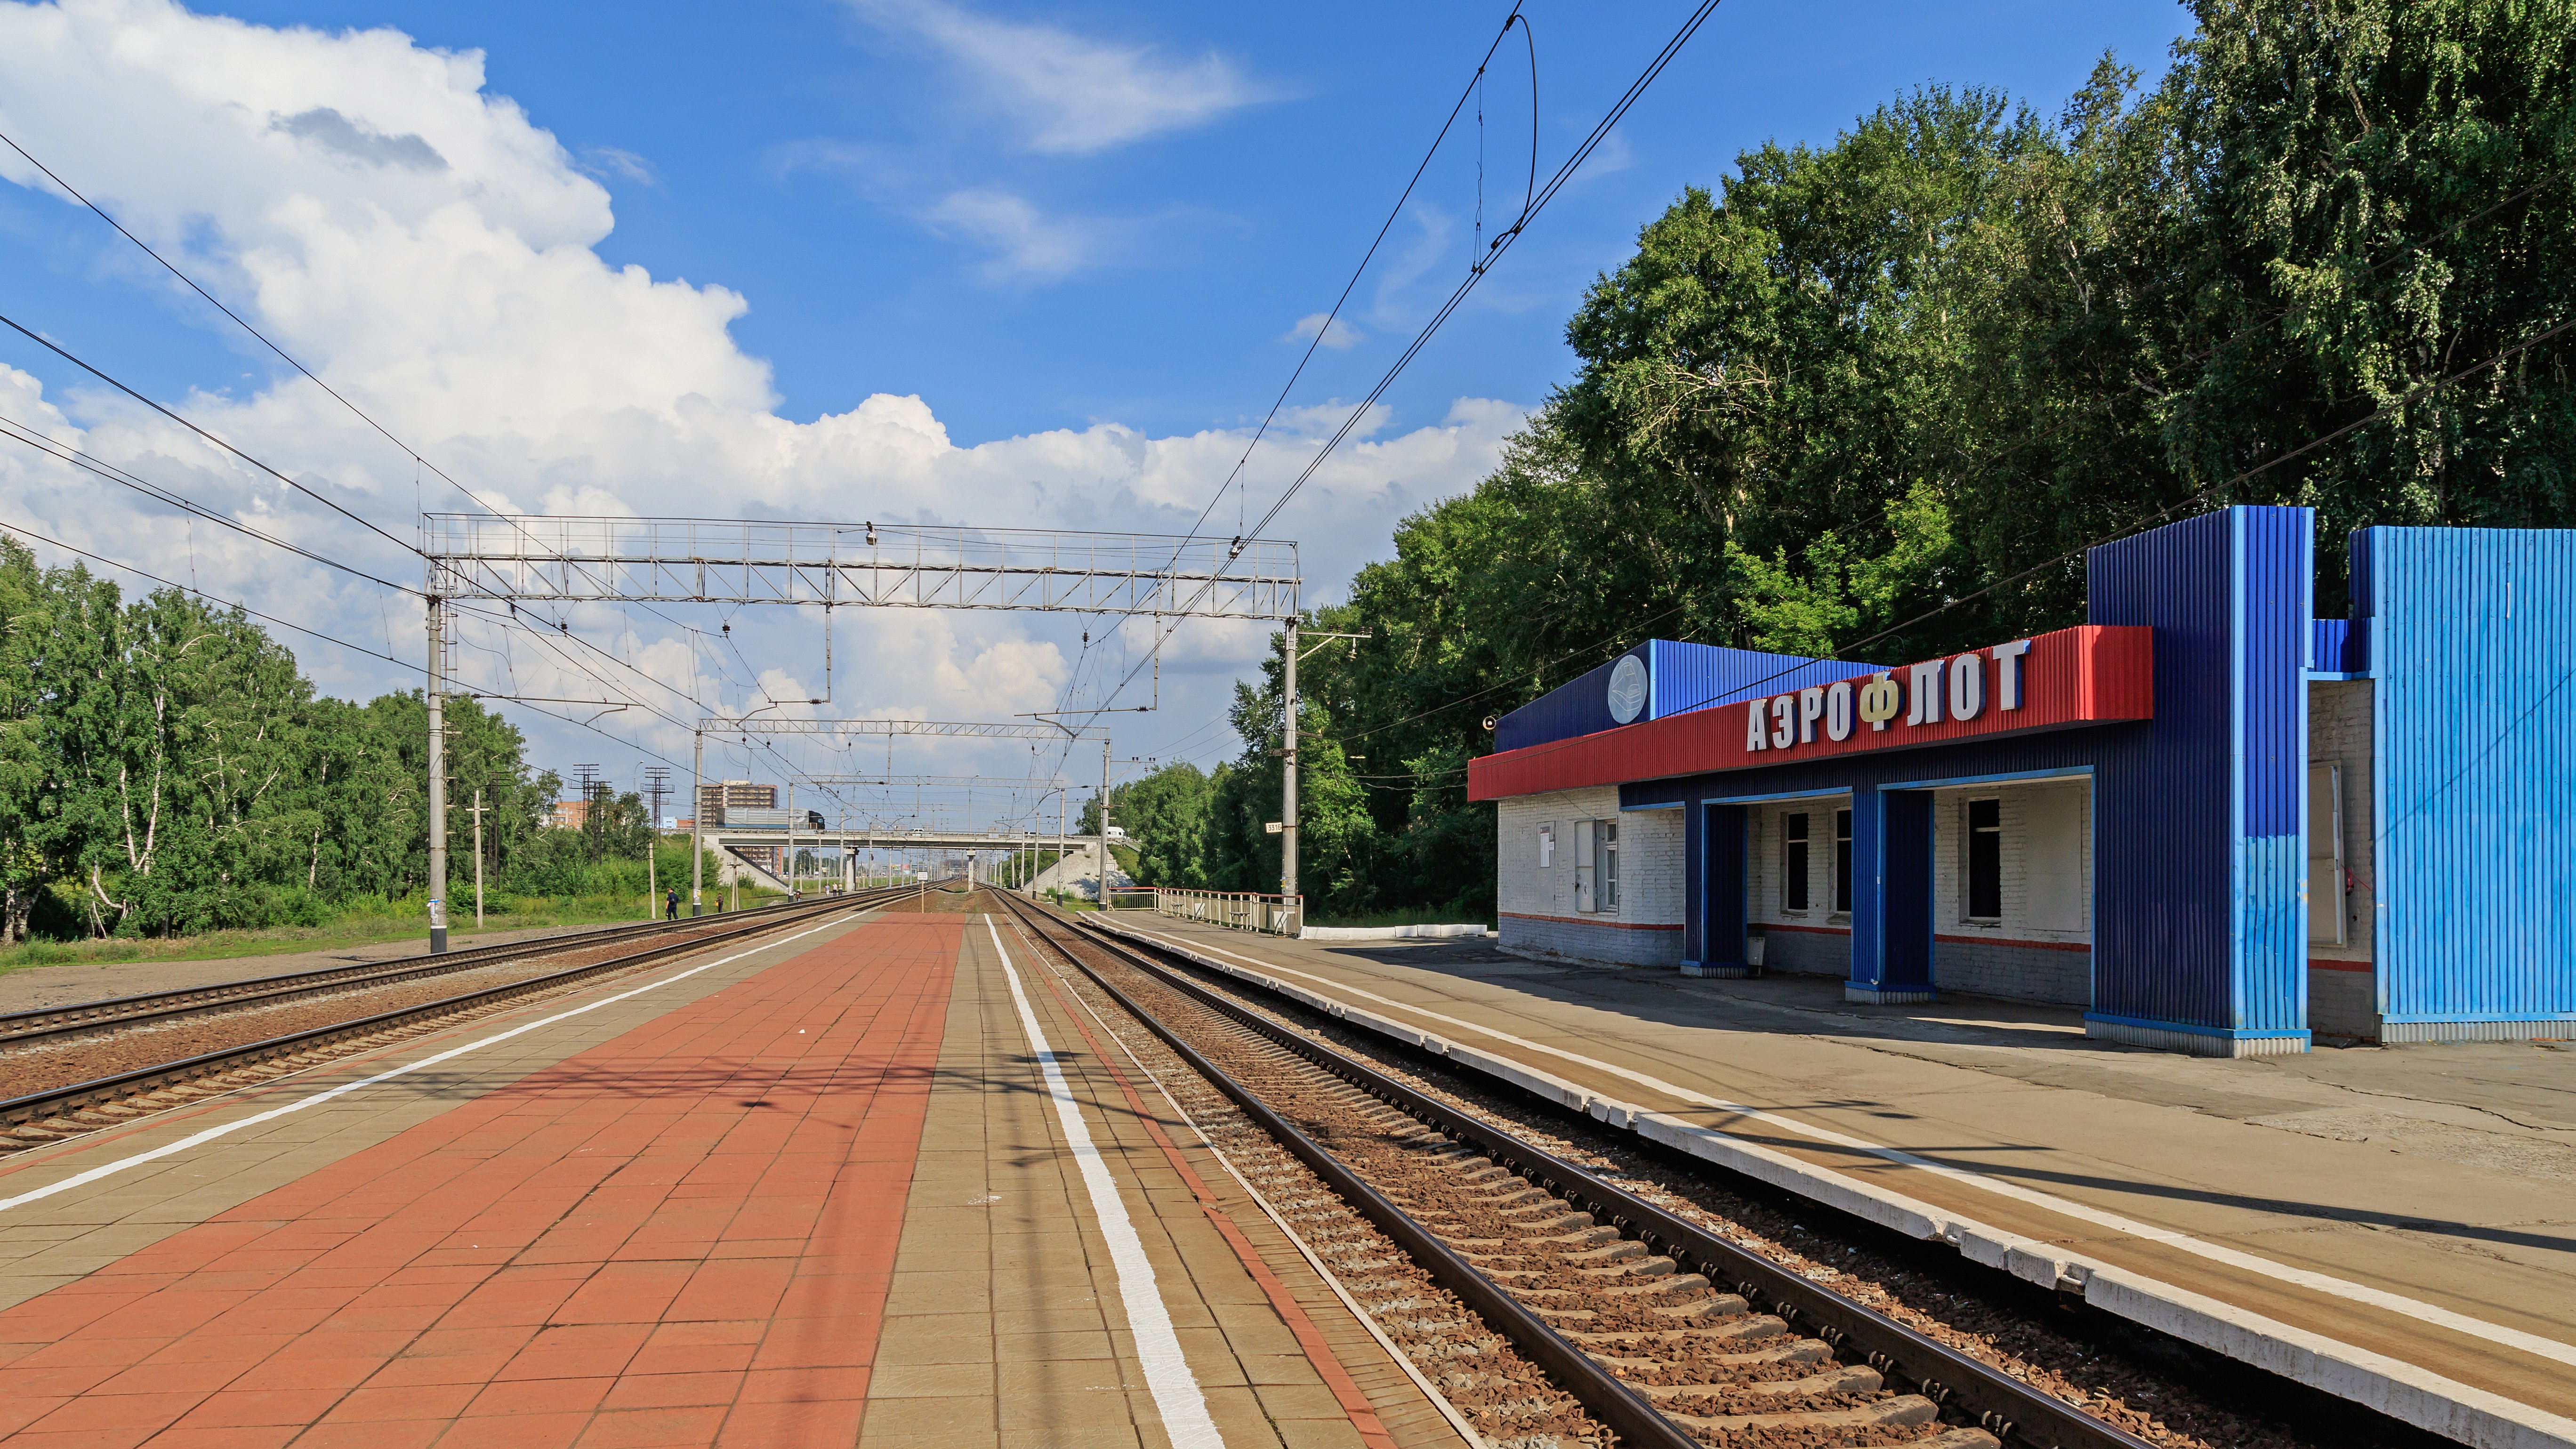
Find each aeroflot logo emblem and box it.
[1745,640,2032,752]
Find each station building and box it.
[1468,507,2576,1055]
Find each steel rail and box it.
[991,893,1696,1449]
[0,898,843,1047]
[1031,900,2161,1449]
[0,886,916,1133]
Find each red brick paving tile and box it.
[1,918,956,1449]
[574,1406,729,1447]
[435,1409,589,1449]
[7,1430,159,1449]
[712,1397,866,1445]
[363,1350,517,1387]
[142,1334,298,1367]
[18,1333,177,1368]
[0,1393,69,1435]
[23,1388,209,1433]
[13,1360,141,1397]
[597,1370,743,1409]
[549,1261,693,1325]
[93,1358,249,1396]
[314,1381,482,1423]
[662,1259,792,1322]
[222,1353,383,1393]
[289,1422,446,1449]
[736,1364,869,1402]
[139,1427,304,1448]
[164,1387,345,1428]
[464,1375,616,1417]
[486,1347,639,1384]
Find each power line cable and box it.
[0,516,417,671]
[1068,0,1720,759]
[0,312,422,562]
[1455,306,2576,777]
[0,412,419,595]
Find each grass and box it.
[1108,843,1142,879]
[0,888,793,978]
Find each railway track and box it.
[0,900,844,1048]
[991,891,2160,1449]
[0,885,916,1152]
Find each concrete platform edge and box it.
[1092,916,2576,1449]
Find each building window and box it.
[1966,797,2002,920]
[1834,809,1853,913]
[1596,820,1619,910]
[1782,813,1810,911]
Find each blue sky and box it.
[0,0,2193,811]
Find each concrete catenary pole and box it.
[1280,617,1298,908]
[785,781,796,899]
[471,786,485,930]
[690,730,704,916]
[426,595,449,955]
[1101,738,1113,906]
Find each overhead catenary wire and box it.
[0,312,423,564]
[0,411,420,596]
[1051,3,1715,789]
[1393,305,2576,782]
[0,516,417,672]
[1036,3,1544,779]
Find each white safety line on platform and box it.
[0,911,862,1215]
[1133,926,2576,1373]
[1012,915,1485,1449]
[986,915,1224,1449]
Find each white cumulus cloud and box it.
[0,0,1520,779]
[854,0,1271,154]
[1287,312,1364,350]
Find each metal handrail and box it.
[1148,887,1303,937]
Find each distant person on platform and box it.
[666,889,680,921]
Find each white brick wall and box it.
[1495,789,1683,966]
[2307,679,2378,1039]
[2307,680,2375,964]
[1741,781,2089,943]
[1742,779,2093,1003]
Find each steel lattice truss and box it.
[426,515,1299,620]
[789,774,1074,789]
[703,717,1107,741]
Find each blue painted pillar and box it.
[1684,803,1749,977]
[1847,789,1937,1003]
[2088,505,2312,1055]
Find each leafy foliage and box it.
[1138,0,2576,917]
[0,537,663,941]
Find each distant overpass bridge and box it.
[701,826,1102,854]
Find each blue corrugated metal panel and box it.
[2237,507,2310,1031]
[2309,618,2372,673]
[2083,509,2241,1030]
[2366,527,2576,1024]
[1493,650,1636,752]
[1645,641,1879,719]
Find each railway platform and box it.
[0,906,1462,1448]
[1100,914,2576,1443]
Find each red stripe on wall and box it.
[1933,933,2091,952]
[1754,923,2088,952]
[1501,911,1684,932]
[2309,958,2374,973]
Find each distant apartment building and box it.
[695,780,775,825]
[546,799,588,831]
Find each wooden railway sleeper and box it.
[1050,902,2163,1449]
